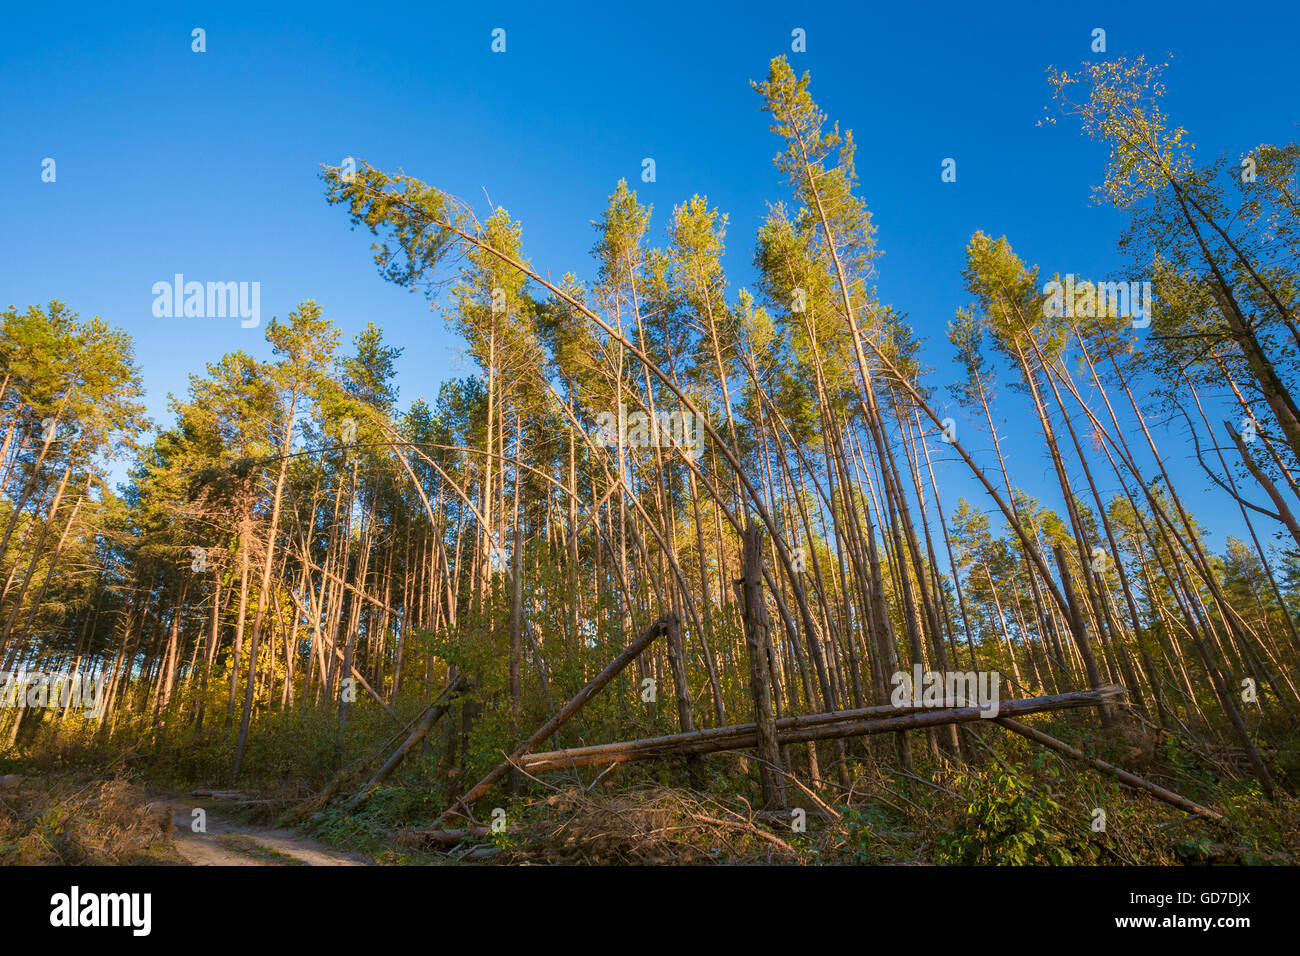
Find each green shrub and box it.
[935,772,1099,865]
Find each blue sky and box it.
[3,1,1298,549]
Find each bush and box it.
[935,772,1100,865]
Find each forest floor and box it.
[5,723,1300,865]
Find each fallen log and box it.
[409,827,492,845]
[347,673,468,808]
[438,617,668,822]
[994,716,1224,822]
[520,686,1128,772]
[192,789,261,801]
[504,695,985,770]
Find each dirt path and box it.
[162,797,370,866]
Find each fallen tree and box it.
[436,617,669,824]
[994,716,1224,821]
[518,686,1129,772]
[347,673,469,809]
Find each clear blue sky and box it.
[4,1,1298,550]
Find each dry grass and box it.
[500,785,804,865]
[0,774,182,865]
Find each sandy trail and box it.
[162,797,370,866]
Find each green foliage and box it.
[935,772,1100,866]
[1171,836,1216,863]
[835,802,894,865]
[310,780,449,851]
